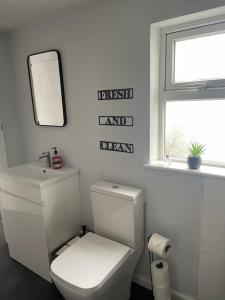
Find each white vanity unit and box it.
[0,163,81,282]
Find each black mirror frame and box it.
[27,49,67,127]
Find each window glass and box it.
[165,100,225,163]
[174,32,225,83]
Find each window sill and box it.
[144,161,225,179]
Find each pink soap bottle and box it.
[51,147,62,169]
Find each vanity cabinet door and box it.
[1,192,51,282]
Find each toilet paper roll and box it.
[153,283,171,300]
[148,233,172,258]
[151,260,170,286]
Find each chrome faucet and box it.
[38,151,51,168]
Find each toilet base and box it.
[53,275,130,300]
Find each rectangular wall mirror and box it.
[27,50,67,127]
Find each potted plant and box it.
[187,142,205,170]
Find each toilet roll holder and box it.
[147,235,154,291]
[147,234,171,296]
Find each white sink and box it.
[0,163,77,187]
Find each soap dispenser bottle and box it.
[52,147,62,169]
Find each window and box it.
[165,21,225,91]
[165,100,225,164]
[157,17,225,166]
[174,33,225,83]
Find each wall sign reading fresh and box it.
[98,88,133,100]
[100,141,134,153]
[99,116,133,126]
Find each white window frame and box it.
[165,21,225,92]
[150,7,225,167]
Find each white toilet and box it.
[50,181,144,300]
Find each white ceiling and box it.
[0,0,95,31]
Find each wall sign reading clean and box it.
[100,141,134,153]
[99,116,133,126]
[98,88,133,100]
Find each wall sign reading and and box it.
[98,88,133,100]
[99,116,133,126]
[100,141,134,153]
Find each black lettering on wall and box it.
[100,141,134,153]
[99,116,133,126]
[98,88,133,100]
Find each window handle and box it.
[199,82,207,90]
[185,82,207,90]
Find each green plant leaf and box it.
[187,141,206,157]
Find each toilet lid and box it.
[51,232,131,294]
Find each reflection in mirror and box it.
[27,50,67,127]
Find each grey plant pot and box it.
[187,156,202,170]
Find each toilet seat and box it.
[50,232,131,296]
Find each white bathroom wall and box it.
[198,177,225,299]
[6,0,225,298]
[0,33,23,166]
[0,33,23,218]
